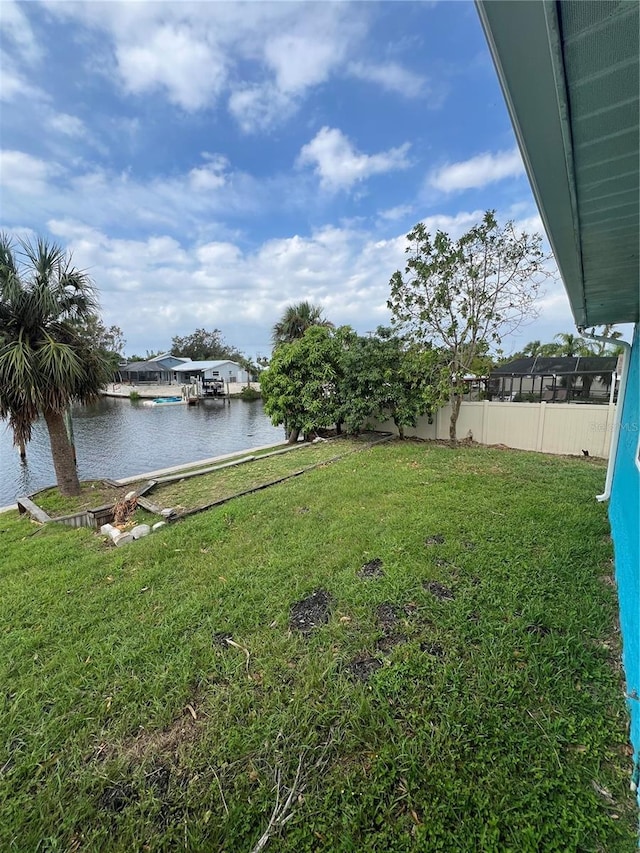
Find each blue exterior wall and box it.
[609,324,640,785]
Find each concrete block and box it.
[152,521,166,532]
[114,532,134,547]
[130,524,151,539]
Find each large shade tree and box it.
[271,301,333,347]
[171,328,244,362]
[0,234,113,496]
[388,211,549,443]
[338,327,446,438]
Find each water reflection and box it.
[0,397,284,505]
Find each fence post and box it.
[536,402,547,452]
[481,400,489,446]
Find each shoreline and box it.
[0,439,288,515]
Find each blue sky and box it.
[1,0,578,360]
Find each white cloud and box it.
[46,2,367,129]
[298,127,411,192]
[430,148,524,193]
[265,35,345,94]
[48,113,86,138]
[347,61,426,98]
[25,202,566,360]
[0,147,272,234]
[115,25,226,111]
[419,210,487,239]
[378,204,415,222]
[0,65,39,102]
[0,0,41,63]
[0,150,56,195]
[0,49,47,102]
[228,84,295,134]
[189,156,228,192]
[38,218,407,355]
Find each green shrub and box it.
[239,386,261,401]
[129,390,140,401]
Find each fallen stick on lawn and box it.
[249,753,305,853]
[225,638,251,677]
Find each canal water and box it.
[0,397,284,506]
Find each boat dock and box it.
[102,381,260,400]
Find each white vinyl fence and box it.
[376,401,616,458]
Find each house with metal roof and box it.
[477,0,639,789]
[118,353,189,384]
[169,360,249,385]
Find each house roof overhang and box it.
[476,0,639,328]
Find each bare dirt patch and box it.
[347,655,383,682]
[420,641,444,656]
[99,781,138,813]
[525,623,551,638]
[358,558,385,579]
[376,603,401,632]
[146,764,172,798]
[425,535,445,546]
[289,589,333,634]
[95,706,202,767]
[376,634,407,653]
[213,631,234,648]
[423,581,455,601]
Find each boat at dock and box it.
[142,396,187,407]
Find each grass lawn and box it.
[33,438,367,519]
[0,441,635,851]
[150,436,368,513]
[35,481,130,517]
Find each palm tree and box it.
[553,332,593,357]
[271,301,333,347]
[521,340,543,357]
[0,234,113,496]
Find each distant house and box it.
[118,355,248,387]
[490,356,619,403]
[118,353,190,384]
[170,360,249,387]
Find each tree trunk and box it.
[43,409,81,496]
[449,394,463,446]
[287,427,300,444]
